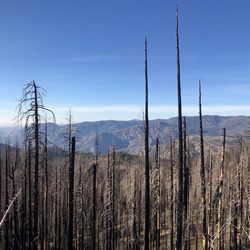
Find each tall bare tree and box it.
[152,135,160,249]
[92,162,97,250]
[28,139,32,250]
[4,145,9,250]
[44,121,49,250]
[170,136,174,250]
[144,36,150,250]
[183,117,190,250]
[17,81,55,249]
[217,128,226,250]
[199,81,208,250]
[68,136,75,249]
[176,6,184,249]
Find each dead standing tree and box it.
[4,145,9,250]
[152,136,160,249]
[10,144,20,250]
[28,139,32,250]
[92,163,97,250]
[111,146,116,250]
[199,81,208,250]
[44,121,49,250]
[176,7,184,250]
[68,136,76,250]
[16,81,55,249]
[217,128,226,250]
[170,136,175,250]
[183,117,190,250]
[144,36,150,250]
[232,136,244,249]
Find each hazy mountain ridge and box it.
[0,115,249,154]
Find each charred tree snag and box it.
[176,7,184,249]
[144,36,150,250]
[217,128,226,250]
[183,117,190,250]
[199,81,208,250]
[170,136,174,250]
[17,81,55,249]
[92,162,97,250]
[68,136,75,250]
[4,145,9,250]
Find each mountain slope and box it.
[0,115,249,154]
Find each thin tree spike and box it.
[176,5,184,250]
[144,36,150,250]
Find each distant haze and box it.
[1,115,249,154]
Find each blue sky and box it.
[0,1,250,125]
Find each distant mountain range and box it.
[0,115,249,154]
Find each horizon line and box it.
[0,113,249,128]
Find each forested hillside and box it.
[0,115,249,154]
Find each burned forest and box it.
[0,7,250,250]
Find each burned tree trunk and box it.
[11,146,19,250]
[199,81,208,250]
[217,128,226,250]
[111,146,116,250]
[152,136,160,250]
[170,136,174,250]
[80,165,85,250]
[183,117,190,250]
[28,140,32,250]
[144,36,150,250]
[232,137,244,250]
[44,122,49,250]
[68,136,75,250]
[40,165,44,250]
[17,81,55,249]
[92,163,97,250]
[105,150,111,250]
[33,81,39,249]
[21,144,27,250]
[176,7,184,249]
[208,151,214,249]
[4,146,9,250]
[58,168,62,250]
[54,168,58,249]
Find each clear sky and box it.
[0,1,250,125]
